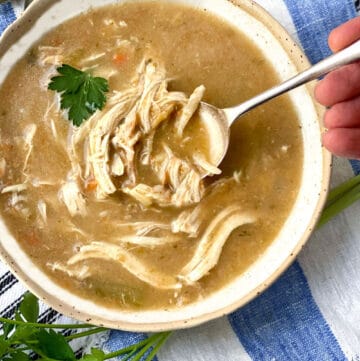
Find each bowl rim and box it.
[0,0,332,331]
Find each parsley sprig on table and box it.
[0,292,170,360]
[48,64,109,127]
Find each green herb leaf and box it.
[6,351,30,361]
[2,323,15,339]
[14,310,22,322]
[48,64,109,126]
[19,292,39,323]
[0,295,169,361]
[144,332,171,361]
[80,348,105,361]
[37,329,75,361]
[10,325,39,343]
[0,337,9,357]
[318,175,360,228]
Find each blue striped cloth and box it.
[1,1,360,360]
[0,2,16,34]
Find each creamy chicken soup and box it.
[0,2,303,309]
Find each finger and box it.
[324,96,360,129]
[314,62,360,106]
[329,17,360,52]
[323,128,360,159]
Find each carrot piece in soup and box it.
[112,53,127,65]
[85,178,98,192]
[23,229,40,246]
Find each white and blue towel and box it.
[1,1,360,360]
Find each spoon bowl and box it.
[204,39,360,167]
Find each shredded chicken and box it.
[63,61,212,208]
[110,152,125,177]
[114,221,170,236]
[37,200,47,223]
[144,145,204,207]
[42,101,61,142]
[80,52,106,65]
[64,222,91,238]
[22,124,37,172]
[30,178,58,188]
[176,85,205,136]
[154,146,191,188]
[48,262,90,281]
[67,242,181,290]
[171,178,238,238]
[193,153,222,176]
[233,170,242,183]
[171,207,203,238]
[56,206,253,287]
[38,46,64,66]
[58,180,87,217]
[139,131,154,165]
[179,206,256,284]
[1,184,27,194]
[6,191,30,218]
[89,101,133,197]
[41,59,257,288]
[122,184,171,207]
[115,235,178,247]
[111,107,141,185]
[8,193,27,207]
[171,171,204,207]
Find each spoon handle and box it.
[226,39,360,124]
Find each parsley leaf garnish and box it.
[48,64,109,126]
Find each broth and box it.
[0,2,303,309]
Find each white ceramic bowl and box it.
[0,0,331,331]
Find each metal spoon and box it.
[202,40,360,167]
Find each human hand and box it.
[315,17,360,159]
